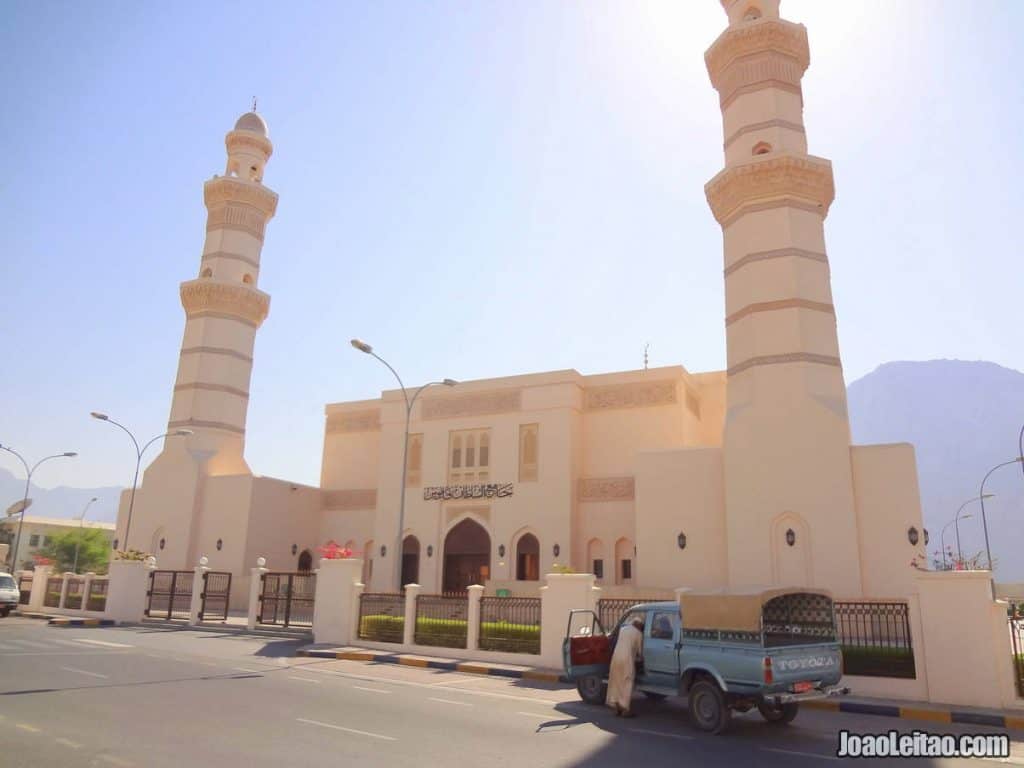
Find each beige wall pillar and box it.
[247,560,268,630]
[80,572,95,614]
[188,560,210,625]
[58,572,73,609]
[403,584,421,646]
[28,565,52,611]
[466,584,484,652]
[539,573,597,668]
[106,560,154,623]
[312,558,364,646]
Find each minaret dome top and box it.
[234,111,269,138]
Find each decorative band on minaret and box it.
[166,111,278,475]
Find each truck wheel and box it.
[758,701,799,724]
[577,675,607,705]
[0,607,10,618]
[688,680,731,734]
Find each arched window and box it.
[587,538,605,581]
[465,433,476,468]
[298,549,313,572]
[743,6,762,21]
[614,538,634,585]
[401,535,420,588]
[363,540,374,585]
[200,267,213,278]
[242,273,253,284]
[752,141,773,155]
[516,533,540,581]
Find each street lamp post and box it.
[350,339,457,591]
[953,495,992,565]
[978,458,1024,571]
[73,497,98,574]
[90,413,192,552]
[0,444,77,571]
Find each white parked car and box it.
[0,572,19,617]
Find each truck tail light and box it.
[763,656,773,684]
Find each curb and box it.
[803,700,1024,731]
[48,617,117,627]
[296,648,564,683]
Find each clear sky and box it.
[1,1,1021,492]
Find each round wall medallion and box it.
[677,532,687,550]
[159,538,166,550]
[498,544,506,558]
[427,545,434,557]
[380,545,387,557]
[785,529,796,547]
[216,538,223,551]
[553,544,560,557]
[907,526,919,546]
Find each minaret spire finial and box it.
[252,96,258,112]
[644,343,649,370]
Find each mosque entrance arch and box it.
[442,518,491,593]
[297,549,313,572]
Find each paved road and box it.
[1,616,1021,767]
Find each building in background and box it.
[5,516,115,571]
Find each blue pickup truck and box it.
[563,588,848,733]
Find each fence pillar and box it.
[539,573,597,668]
[466,584,484,651]
[312,558,364,645]
[58,572,73,609]
[28,565,52,611]
[81,572,95,614]
[106,559,155,623]
[247,560,268,630]
[188,559,210,626]
[403,584,421,646]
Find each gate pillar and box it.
[188,558,210,625]
[539,573,598,668]
[27,565,53,612]
[247,558,268,630]
[311,558,363,645]
[107,559,156,623]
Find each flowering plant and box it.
[31,554,53,566]
[318,540,356,560]
[114,548,152,561]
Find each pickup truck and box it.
[563,587,848,733]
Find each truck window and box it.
[650,611,674,639]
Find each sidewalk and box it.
[296,642,1024,732]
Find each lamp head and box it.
[63,452,78,457]
[962,514,973,520]
[350,339,373,354]
[981,493,995,500]
[90,412,109,421]
[442,378,458,387]
[174,429,194,436]
[90,497,98,502]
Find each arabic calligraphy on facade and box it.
[423,483,514,501]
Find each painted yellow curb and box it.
[803,700,840,711]
[455,663,491,675]
[338,651,376,662]
[1005,716,1024,732]
[398,657,430,668]
[521,670,561,682]
[899,707,951,724]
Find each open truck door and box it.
[562,609,611,705]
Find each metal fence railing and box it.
[597,597,666,632]
[64,577,85,610]
[258,572,315,628]
[834,601,916,678]
[87,578,109,612]
[358,593,405,643]
[18,574,32,605]
[199,571,232,622]
[44,577,64,608]
[479,596,541,654]
[414,594,468,648]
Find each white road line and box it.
[628,728,693,741]
[98,755,134,766]
[288,676,321,684]
[297,718,397,742]
[428,697,472,707]
[232,667,263,673]
[71,638,133,648]
[761,747,840,762]
[352,685,391,694]
[55,737,83,749]
[516,711,550,719]
[0,651,124,657]
[7,639,50,648]
[15,723,42,733]
[59,666,109,679]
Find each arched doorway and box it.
[515,533,539,581]
[297,549,313,572]
[443,518,490,593]
[401,535,420,588]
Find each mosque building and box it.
[116,0,926,607]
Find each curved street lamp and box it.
[952,494,993,565]
[90,413,192,552]
[940,514,972,570]
[0,444,77,570]
[73,496,98,574]
[350,339,457,590]
[978,458,1024,571]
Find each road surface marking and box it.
[232,667,263,673]
[353,685,391,694]
[99,755,134,766]
[516,711,550,719]
[15,723,42,733]
[55,737,83,749]
[428,697,472,707]
[296,718,397,741]
[628,728,693,740]
[429,675,495,687]
[761,747,840,761]
[71,638,133,648]
[288,676,321,684]
[59,666,109,679]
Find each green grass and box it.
[357,614,541,653]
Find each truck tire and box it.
[757,701,799,724]
[688,679,731,734]
[577,675,607,705]
[0,607,10,618]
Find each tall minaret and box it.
[705,1,863,595]
[166,111,277,476]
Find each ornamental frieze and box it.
[204,176,278,216]
[323,488,377,510]
[421,389,521,420]
[704,153,834,226]
[206,203,268,241]
[705,19,809,85]
[578,476,635,502]
[584,380,677,411]
[180,279,270,328]
[325,409,381,434]
[423,483,513,501]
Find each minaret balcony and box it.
[705,18,809,107]
[179,279,270,328]
[203,176,278,217]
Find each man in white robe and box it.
[606,617,645,717]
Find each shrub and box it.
[359,614,404,642]
[479,621,541,654]
[413,617,468,648]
